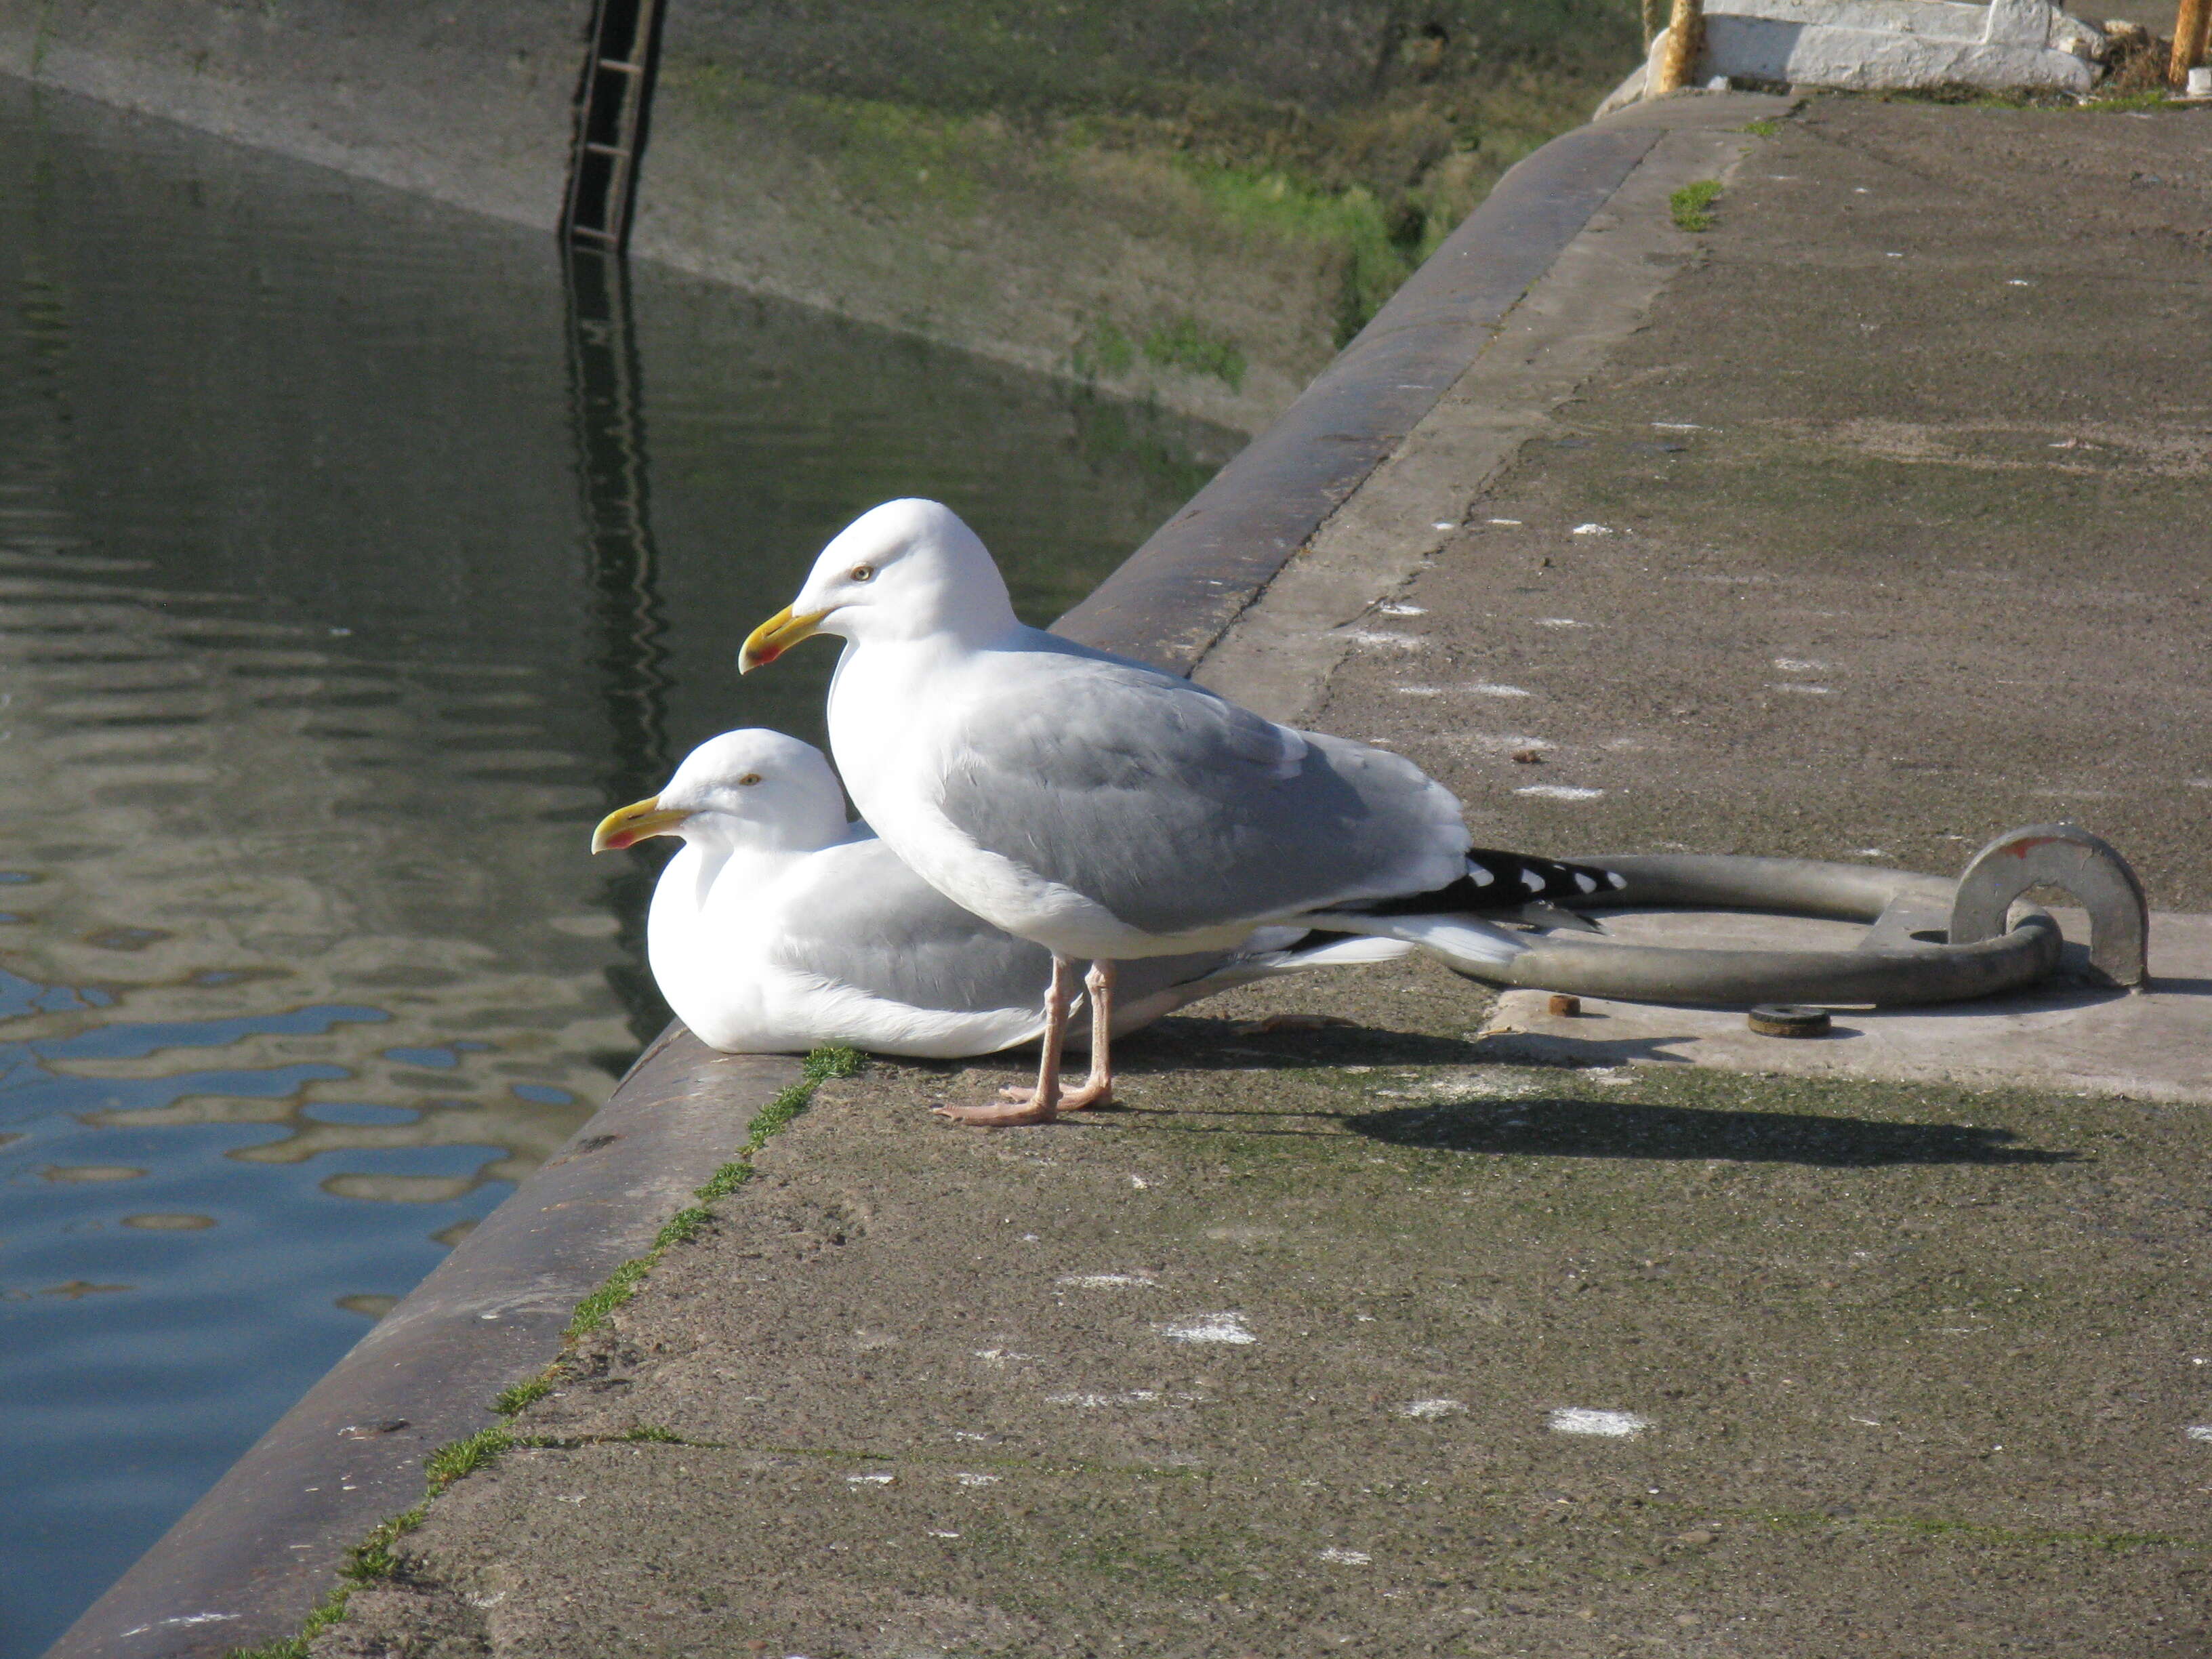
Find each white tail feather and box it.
[1302,910,1530,970]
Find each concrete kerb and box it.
[1054,91,1793,677]
[44,1033,803,1659]
[45,92,1782,1659]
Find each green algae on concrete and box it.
[314,952,2212,1656]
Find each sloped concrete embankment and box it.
[0,0,1637,430]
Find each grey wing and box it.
[769,839,1056,1015]
[936,647,1467,937]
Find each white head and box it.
[591,729,849,857]
[738,499,1016,672]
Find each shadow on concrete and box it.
[1343,1098,2078,1167]
[1121,1017,1490,1071]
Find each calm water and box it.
[0,81,1231,1656]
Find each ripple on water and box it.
[0,70,1231,1659]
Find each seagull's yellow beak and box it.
[592,796,691,853]
[739,606,829,674]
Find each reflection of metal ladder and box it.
[563,243,672,1046]
[562,0,668,251]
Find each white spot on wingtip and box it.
[1162,1313,1256,1345]
[1519,869,1547,892]
[1549,1407,1650,1438]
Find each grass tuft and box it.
[491,1372,553,1416]
[565,1258,651,1338]
[653,1204,714,1250]
[1670,178,1722,231]
[425,1425,516,1492]
[1740,117,1780,136]
[625,1424,684,1443]
[563,1046,865,1338]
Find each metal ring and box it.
[1447,846,2076,1008]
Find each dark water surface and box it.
[0,80,1231,1656]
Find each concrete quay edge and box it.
[44,1034,802,1659]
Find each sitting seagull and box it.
[591,729,1418,1059]
[738,499,1624,1125]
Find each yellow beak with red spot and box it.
[592,796,692,853]
[739,606,829,674]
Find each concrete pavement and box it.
[309,95,2212,1659]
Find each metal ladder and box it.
[562,0,667,251]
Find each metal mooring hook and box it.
[1949,823,2148,989]
[1444,823,2149,1007]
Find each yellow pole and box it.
[2172,0,2211,85]
[1652,0,1705,94]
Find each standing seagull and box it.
[740,499,1620,1125]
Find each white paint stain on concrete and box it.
[1399,1397,1468,1418]
[846,1473,895,1485]
[1773,657,1828,672]
[2186,1425,2212,1442]
[1515,785,1604,801]
[1549,1407,1651,1438]
[1057,1273,1159,1288]
[1162,1313,1257,1345]
[1317,1547,1373,1564]
[1341,629,1426,649]
[1466,682,1534,698]
[1536,617,1590,628]
[119,1615,241,1637]
[1571,523,1616,535]
[956,1472,1002,1485]
[1771,683,1833,694]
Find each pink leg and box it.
[934,954,1079,1127]
[1058,962,1117,1110]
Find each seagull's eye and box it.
[737,772,762,786]
[848,564,875,582]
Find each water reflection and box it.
[0,80,1233,1655]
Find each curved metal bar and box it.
[1950,823,2149,989]
[1442,851,2068,1008]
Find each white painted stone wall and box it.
[1598,0,2103,109]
